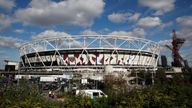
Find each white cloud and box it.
[128,13,141,22]
[131,28,146,37]
[139,0,175,15]
[99,28,111,34]
[32,30,83,48]
[15,0,105,27]
[137,17,161,28]
[177,29,192,39]
[108,31,131,36]
[32,30,71,39]
[158,39,172,51]
[15,29,24,34]
[0,14,11,31]
[108,28,145,38]
[176,16,192,44]
[81,29,98,35]
[0,36,22,49]
[108,13,131,23]
[176,16,192,27]
[0,0,15,10]
[108,12,140,23]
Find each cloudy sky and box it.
[0,0,192,66]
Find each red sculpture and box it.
[165,30,185,67]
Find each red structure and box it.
[166,30,185,67]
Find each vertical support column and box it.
[136,69,138,86]
[144,68,146,86]
[83,36,86,47]
[99,35,102,48]
[17,58,21,86]
[68,38,71,49]
[151,68,156,85]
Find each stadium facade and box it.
[19,35,160,73]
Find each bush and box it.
[1,68,192,108]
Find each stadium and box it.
[19,35,160,75]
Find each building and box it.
[19,35,160,82]
[161,55,168,67]
[4,60,19,71]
